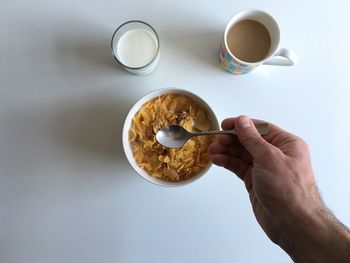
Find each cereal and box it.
[129,94,214,182]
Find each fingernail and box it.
[238,116,251,129]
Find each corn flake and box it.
[129,94,214,182]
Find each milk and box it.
[117,29,158,68]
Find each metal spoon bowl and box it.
[156,123,269,148]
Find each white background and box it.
[1,1,349,262]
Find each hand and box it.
[209,116,318,243]
[209,116,350,263]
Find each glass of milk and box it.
[111,20,160,75]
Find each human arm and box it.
[209,115,350,263]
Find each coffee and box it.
[227,19,271,63]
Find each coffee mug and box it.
[219,9,297,75]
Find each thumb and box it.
[234,116,270,159]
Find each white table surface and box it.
[1,1,349,262]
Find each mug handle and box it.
[263,48,297,66]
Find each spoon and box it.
[156,123,270,148]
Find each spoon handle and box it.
[192,123,270,136]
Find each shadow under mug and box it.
[219,9,297,75]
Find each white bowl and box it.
[122,88,219,187]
